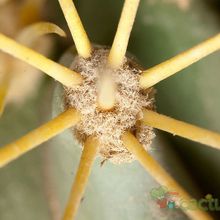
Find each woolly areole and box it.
[65,46,155,164]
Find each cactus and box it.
[0,0,220,220]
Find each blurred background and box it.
[0,0,220,219]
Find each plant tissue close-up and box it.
[1,0,220,220]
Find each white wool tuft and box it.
[65,47,155,164]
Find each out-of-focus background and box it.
[0,0,220,219]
